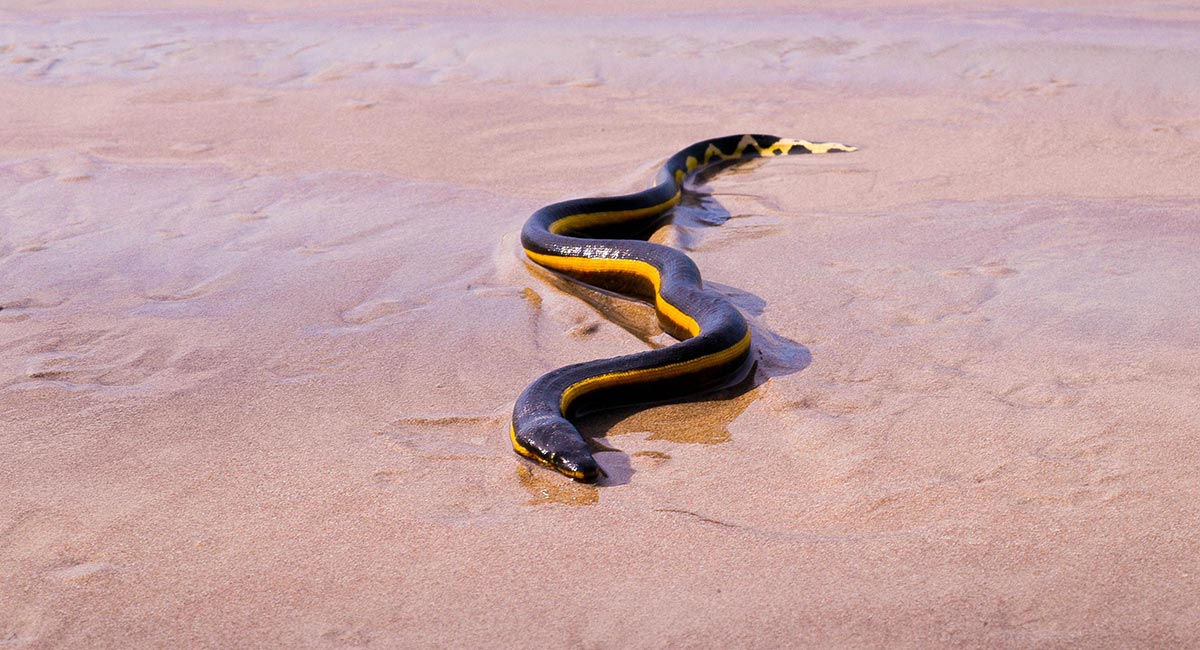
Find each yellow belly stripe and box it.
[524,249,701,338]
[523,247,750,414]
[547,190,681,235]
[510,423,532,456]
[559,329,751,413]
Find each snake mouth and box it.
[551,451,602,484]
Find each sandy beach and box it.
[3,1,1199,647]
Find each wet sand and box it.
[3,2,1199,648]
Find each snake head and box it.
[511,417,602,483]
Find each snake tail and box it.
[512,134,856,482]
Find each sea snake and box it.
[511,134,856,482]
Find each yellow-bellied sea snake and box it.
[511,134,855,482]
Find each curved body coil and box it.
[512,134,855,481]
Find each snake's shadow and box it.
[552,160,812,486]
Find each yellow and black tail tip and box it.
[774,137,857,155]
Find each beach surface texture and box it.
[2,1,1199,647]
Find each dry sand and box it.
[2,1,1199,648]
